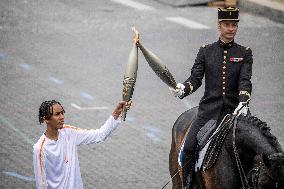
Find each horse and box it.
[169,107,284,189]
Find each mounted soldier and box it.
[169,7,253,188]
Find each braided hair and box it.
[38,100,65,124]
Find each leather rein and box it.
[231,101,279,189]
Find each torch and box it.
[136,32,177,89]
[121,27,139,121]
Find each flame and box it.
[132,27,139,45]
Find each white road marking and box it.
[142,125,161,142]
[0,115,33,145]
[166,17,210,29]
[71,103,82,110]
[71,103,109,110]
[20,63,31,70]
[80,91,94,100]
[111,0,154,11]
[3,171,35,182]
[48,76,64,84]
[0,52,6,59]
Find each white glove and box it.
[169,83,185,98]
[233,102,248,116]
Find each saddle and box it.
[196,115,233,171]
[196,119,218,149]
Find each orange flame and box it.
[132,27,139,45]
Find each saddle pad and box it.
[179,118,223,168]
[179,115,232,171]
[196,139,211,171]
[196,119,217,149]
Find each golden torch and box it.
[121,28,139,121]
[136,30,177,89]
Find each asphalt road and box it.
[0,0,283,188]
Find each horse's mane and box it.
[238,115,282,152]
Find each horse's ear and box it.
[262,153,271,168]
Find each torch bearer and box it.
[121,28,139,121]
[136,32,177,89]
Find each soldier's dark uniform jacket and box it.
[180,39,253,120]
[179,7,253,189]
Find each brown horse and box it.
[169,107,284,189]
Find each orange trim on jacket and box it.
[39,138,46,189]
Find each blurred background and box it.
[0,0,283,188]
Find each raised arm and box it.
[70,101,131,145]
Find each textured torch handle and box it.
[121,29,139,121]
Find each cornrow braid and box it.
[38,100,65,124]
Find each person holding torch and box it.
[33,100,131,189]
[169,7,253,188]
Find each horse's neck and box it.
[236,119,281,158]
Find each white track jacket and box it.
[33,116,120,189]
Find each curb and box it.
[239,0,284,23]
[153,0,284,23]
[152,0,211,7]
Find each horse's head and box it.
[250,153,284,189]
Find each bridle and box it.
[250,161,263,188]
[249,158,279,189]
[231,114,249,189]
[231,100,280,189]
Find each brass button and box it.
[223,72,225,74]
[223,66,226,69]
[223,77,225,79]
[223,87,225,90]
[223,92,225,95]
[223,81,225,84]
[224,50,227,54]
[224,56,226,59]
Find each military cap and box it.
[218,7,239,22]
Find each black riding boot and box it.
[181,152,194,188]
[181,116,210,188]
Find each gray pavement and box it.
[0,0,283,188]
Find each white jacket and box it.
[33,116,120,189]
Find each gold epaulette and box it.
[246,47,250,50]
[201,44,208,48]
